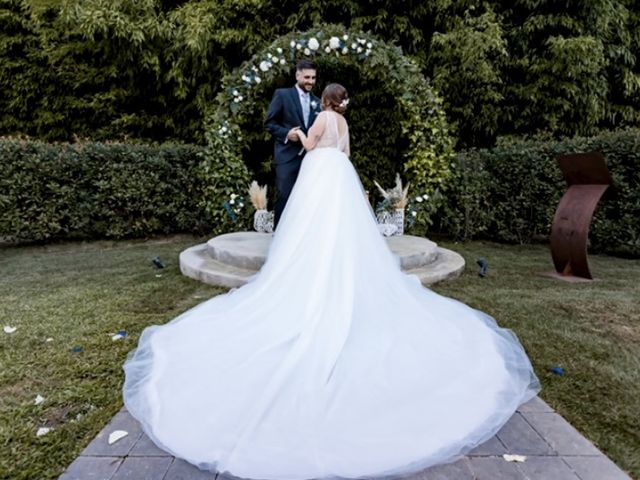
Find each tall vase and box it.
[376,209,404,236]
[253,210,274,233]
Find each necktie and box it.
[302,93,310,127]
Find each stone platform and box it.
[179,232,466,288]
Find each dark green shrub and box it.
[432,129,640,257]
[0,139,208,241]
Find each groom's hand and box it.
[287,128,300,142]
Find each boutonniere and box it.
[311,100,318,110]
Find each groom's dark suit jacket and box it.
[264,87,321,165]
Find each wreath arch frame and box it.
[200,25,454,233]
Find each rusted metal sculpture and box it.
[548,152,612,281]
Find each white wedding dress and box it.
[123,111,540,479]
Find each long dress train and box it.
[123,111,540,479]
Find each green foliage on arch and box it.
[200,25,454,234]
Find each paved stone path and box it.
[59,396,630,480]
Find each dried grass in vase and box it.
[373,173,409,210]
[248,181,268,211]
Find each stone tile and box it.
[522,412,601,456]
[421,458,474,479]
[163,458,217,480]
[467,457,523,480]
[82,411,143,456]
[563,455,631,480]
[517,396,554,413]
[59,456,122,480]
[496,413,554,455]
[516,456,580,480]
[129,433,172,456]
[110,456,172,480]
[467,435,507,456]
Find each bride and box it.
[123,83,540,479]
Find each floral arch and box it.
[199,24,454,234]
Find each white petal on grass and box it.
[36,427,51,437]
[34,394,45,405]
[503,454,527,462]
[112,333,125,341]
[108,430,128,445]
[45,337,53,342]
[4,326,17,334]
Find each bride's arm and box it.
[344,126,350,157]
[295,112,326,151]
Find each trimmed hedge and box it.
[2,130,639,258]
[0,139,208,242]
[432,129,640,257]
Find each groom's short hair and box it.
[296,59,317,71]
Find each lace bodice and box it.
[304,110,350,155]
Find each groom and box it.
[265,59,322,228]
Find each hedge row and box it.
[431,129,640,257]
[0,140,208,242]
[2,130,638,258]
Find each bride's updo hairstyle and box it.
[322,83,349,114]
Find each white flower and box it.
[3,326,16,334]
[411,211,418,217]
[304,48,311,55]
[259,61,270,72]
[503,454,527,463]
[342,34,348,40]
[232,89,238,96]
[108,430,128,445]
[230,199,235,205]
[367,42,373,48]
[276,47,283,54]
[365,49,371,56]
[280,58,286,65]
[341,47,348,54]
[266,53,272,59]
[357,47,363,53]
[241,75,248,82]
[311,100,318,108]
[423,194,429,200]
[325,46,331,53]
[238,202,244,207]
[358,38,366,44]
[238,95,243,101]
[252,66,258,72]
[34,395,44,405]
[36,427,51,437]
[254,76,261,84]
[45,337,53,342]
[221,126,227,133]
[416,196,423,203]
[296,43,302,50]
[308,37,320,50]
[290,40,296,47]
[329,37,340,49]
[351,42,357,49]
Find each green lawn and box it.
[0,236,638,479]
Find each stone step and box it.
[180,238,465,288]
[407,247,466,285]
[207,232,440,271]
[180,244,254,289]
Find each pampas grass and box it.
[248,181,268,210]
[374,173,409,209]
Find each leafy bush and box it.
[0,139,208,241]
[432,129,640,257]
